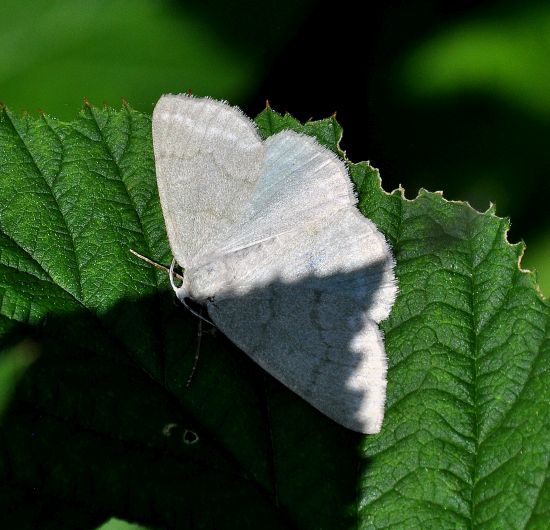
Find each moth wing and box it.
[206,208,396,433]
[153,94,264,268]
[217,130,358,254]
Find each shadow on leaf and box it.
[0,261,389,529]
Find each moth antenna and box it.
[129,249,184,281]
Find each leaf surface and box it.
[0,103,548,529]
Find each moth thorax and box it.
[186,260,229,302]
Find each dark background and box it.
[1,0,548,293]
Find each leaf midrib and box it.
[466,213,481,530]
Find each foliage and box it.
[0,103,548,529]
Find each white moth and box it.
[152,94,397,433]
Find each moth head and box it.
[185,261,229,303]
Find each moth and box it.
[152,94,396,433]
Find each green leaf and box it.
[0,0,252,119]
[522,231,550,298]
[0,339,38,418]
[0,103,549,529]
[0,0,314,120]
[400,4,550,117]
[95,517,151,530]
